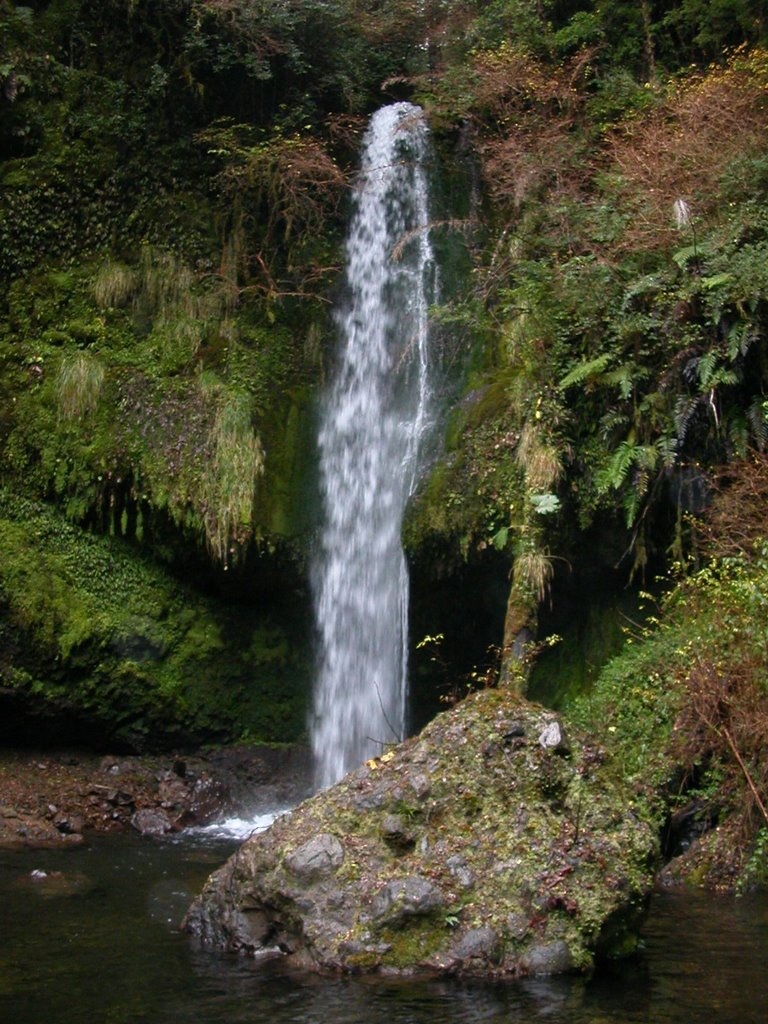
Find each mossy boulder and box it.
[184,687,657,977]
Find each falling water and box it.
[311,102,435,789]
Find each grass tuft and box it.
[56,351,105,420]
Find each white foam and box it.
[189,808,287,841]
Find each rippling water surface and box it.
[1,834,766,1024]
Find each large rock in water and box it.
[183,688,657,977]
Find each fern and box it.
[701,272,732,291]
[559,352,611,389]
[726,322,759,361]
[597,440,638,493]
[672,241,712,269]
[600,408,631,440]
[697,350,719,389]
[602,362,646,400]
[656,435,679,470]
[674,394,699,445]
[747,399,768,451]
[622,486,643,528]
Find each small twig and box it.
[721,724,768,827]
[373,680,402,743]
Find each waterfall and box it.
[311,102,435,789]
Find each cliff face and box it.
[184,686,656,977]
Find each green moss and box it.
[0,490,309,748]
[379,917,448,969]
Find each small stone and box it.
[130,808,174,835]
[158,778,188,807]
[371,875,445,928]
[521,939,573,975]
[538,720,571,756]
[284,833,344,881]
[446,854,475,889]
[409,772,431,799]
[381,814,416,852]
[506,911,529,940]
[453,926,498,960]
[53,812,85,835]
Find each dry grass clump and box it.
[93,262,136,308]
[201,389,265,564]
[516,421,562,491]
[513,548,554,603]
[56,351,105,420]
[697,452,768,559]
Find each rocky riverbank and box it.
[0,744,310,848]
[184,687,658,978]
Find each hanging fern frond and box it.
[597,440,639,493]
[656,434,679,470]
[697,350,719,389]
[674,394,700,445]
[747,398,768,451]
[559,352,612,389]
[622,484,643,528]
[600,408,631,441]
[726,321,756,361]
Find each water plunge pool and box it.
[1,832,767,1024]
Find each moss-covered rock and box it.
[184,686,657,977]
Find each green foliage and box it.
[571,540,768,887]
[0,489,308,747]
[417,41,768,578]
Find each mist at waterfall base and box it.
[310,102,435,789]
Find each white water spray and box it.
[311,102,435,789]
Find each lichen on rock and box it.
[183,686,658,978]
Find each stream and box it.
[1,832,767,1024]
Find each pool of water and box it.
[1,833,767,1024]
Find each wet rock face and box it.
[184,689,658,979]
